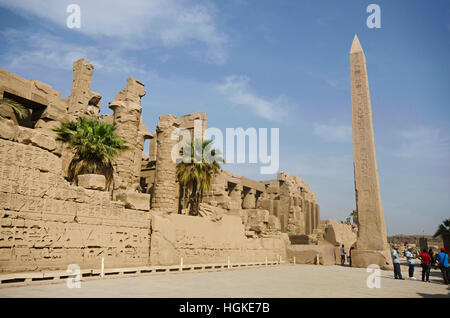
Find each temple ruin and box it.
[0,57,357,273]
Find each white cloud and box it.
[0,0,228,65]
[0,29,145,75]
[395,126,450,159]
[216,75,290,122]
[313,122,352,142]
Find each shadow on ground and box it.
[416,285,450,298]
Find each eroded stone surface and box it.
[109,77,147,194]
[0,139,151,272]
[151,114,180,213]
[149,213,287,266]
[0,117,17,140]
[77,174,106,191]
[116,191,150,211]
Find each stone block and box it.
[0,117,17,140]
[267,215,281,231]
[116,192,150,211]
[77,174,106,191]
[245,209,269,234]
[15,126,56,151]
[323,223,357,257]
[287,245,335,265]
[351,249,393,270]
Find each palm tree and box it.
[433,218,450,238]
[176,138,224,216]
[0,97,28,119]
[350,209,358,224]
[53,117,130,190]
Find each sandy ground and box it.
[0,263,448,298]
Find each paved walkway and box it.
[0,264,448,298]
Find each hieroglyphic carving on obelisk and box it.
[350,35,392,269]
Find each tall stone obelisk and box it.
[349,35,392,270]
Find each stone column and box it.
[151,114,180,213]
[315,204,320,230]
[304,199,310,235]
[180,112,208,139]
[308,201,314,234]
[229,183,242,210]
[148,132,157,161]
[109,78,146,195]
[350,35,391,269]
[242,188,256,209]
[68,58,101,117]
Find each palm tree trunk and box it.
[189,181,197,216]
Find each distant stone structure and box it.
[349,35,392,270]
[388,235,444,252]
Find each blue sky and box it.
[0,0,448,235]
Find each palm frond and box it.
[0,98,28,119]
[433,218,450,238]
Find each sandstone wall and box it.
[286,245,336,266]
[0,137,151,273]
[149,213,288,265]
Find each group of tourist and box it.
[391,245,449,285]
[339,245,354,267]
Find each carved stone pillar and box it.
[109,77,146,195]
[68,58,101,117]
[242,188,256,209]
[151,114,180,213]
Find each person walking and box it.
[418,249,431,282]
[348,246,354,267]
[405,247,416,280]
[391,246,404,280]
[340,245,346,266]
[436,248,449,285]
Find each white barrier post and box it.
[227,256,230,269]
[180,257,183,272]
[101,257,105,278]
[294,256,296,265]
[265,256,268,266]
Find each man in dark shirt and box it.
[418,249,432,282]
[428,248,435,265]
